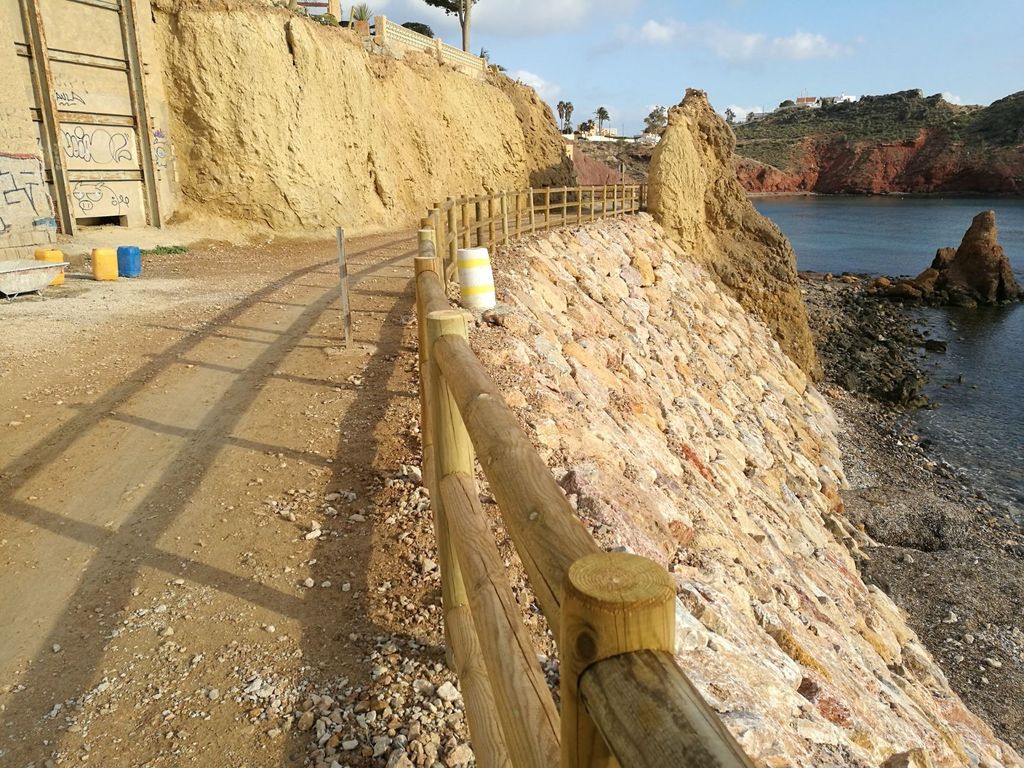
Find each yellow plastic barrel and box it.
[34,248,65,286]
[91,248,118,281]
[456,247,496,310]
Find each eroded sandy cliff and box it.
[647,90,820,378]
[477,215,1020,767]
[153,0,572,233]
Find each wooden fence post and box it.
[335,227,352,347]
[448,200,458,265]
[543,188,551,230]
[528,187,536,233]
[475,200,484,247]
[426,310,474,663]
[418,227,441,280]
[488,196,496,245]
[560,552,676,768]
[500,193,509,244]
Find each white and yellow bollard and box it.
[456,247,496,311]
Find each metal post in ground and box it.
[336,227,352,347]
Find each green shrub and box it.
[401,21,433,37]
[141,245,188,256]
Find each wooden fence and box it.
[422,185,646,283]
[413,186,755,768]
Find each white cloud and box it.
[638,19,676,45]
[510,69,561,101]
[635,19,853,61]
[374,0,637,41]
[474,0,637,37]
[942,91,963,105]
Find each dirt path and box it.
[0,231,470,767]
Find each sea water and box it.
[754,195,1024,513]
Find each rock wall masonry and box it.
[153,0,573,234]
[476,215,1020,767]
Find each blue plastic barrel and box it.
[116,246,141,278]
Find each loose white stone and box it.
[435,681,460,703]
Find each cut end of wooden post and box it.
[426,309,469,342]
[560,552,676,767]
[567,552,675,611]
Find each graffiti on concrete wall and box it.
[54,89,87,108]
[0,152,56,239]
[72,181,130,216]
[53,75,91,109]
[152,128,169,170]
[61,126,134,165]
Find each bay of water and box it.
[754,195,1024,512]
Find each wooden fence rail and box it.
[414,185,754,768]
[422,184,646,283]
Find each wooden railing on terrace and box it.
[422,185,646,283]
[414,185,754,768]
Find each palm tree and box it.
[556,101,567,132]
[595,106,610,134]
[564,102,574,133]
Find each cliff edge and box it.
[648,89,820,378]
[153,0,573,233]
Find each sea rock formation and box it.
[934,211,1021,303]
[883,211,1021,305]
[152,0,573,233]
[647,89,820,379]
[476,215,1019,766]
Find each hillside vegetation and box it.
[734,89,1024,194]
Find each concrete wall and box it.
[0,0,179,257]
[133,0,180,222]
[0,5,57,259]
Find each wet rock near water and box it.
[877,210,1022,307]
[802,259,1024,753]
[800,272,931,406]
[825,390,1024,754]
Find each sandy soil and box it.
[0,230,480,767]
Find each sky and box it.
[367,0,1024,134]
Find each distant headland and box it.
[733,89,1024,194]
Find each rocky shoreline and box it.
[802,273,1024,752]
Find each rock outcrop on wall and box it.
[476,215,1019,767]
[647,90,819,379]
[153,0,573,233]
